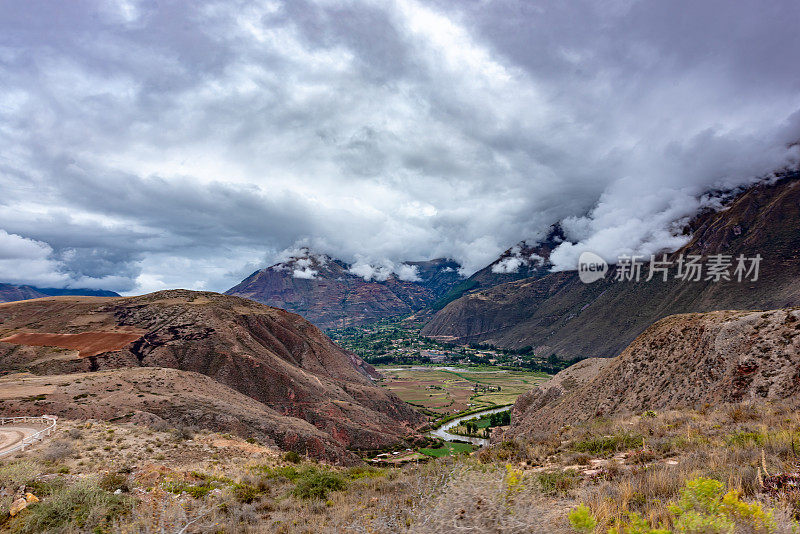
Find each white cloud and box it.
[395,263,421,282]
[347,257,421,282]
[0,230,67,286]
[529,254,545,267]
[491,256,523,274]
[292,267,318,279]
[348,260,393,282]
[0,0,799,291]
[490,245,547,274]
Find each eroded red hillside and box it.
[0,290,424,463]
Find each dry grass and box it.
[2,402,800,532]
[478,401,800,532]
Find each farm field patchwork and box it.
[375,366,549,416]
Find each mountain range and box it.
[225,250,464,329]
[0,284,119,303]
[2,168,800,468]
[221,171,800,359]
[9,172,796,363]
[427,228,566,312]
[422,172,800,359]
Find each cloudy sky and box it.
[1,0,799,294]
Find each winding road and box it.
[0,417,57,458]
[0,426,38,456]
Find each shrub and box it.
[254,465,302,481]
[568,504,597,533]
[165,480,214,498]
[232,483,261,504]
[724,431,766,447]
[346,466,385,480]
[628,448,659,465]
[537,470,577,496]
[283,451,302,464]
[573,432,643,455]
[719,490,775,532]
[668,477,775,533]
[0,461,41,489]
[595,477,777,534]
[29,476,67,498]
[99,472,129,493]
[608,512,670,534]
[726,404,759,423]
[172,426,194,441]
[13,478,132,534]
[291,471,347,500]
[40,440,75,462]
[505,464,523,495]
[569,453,593,466]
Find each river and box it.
[428,406,510,447]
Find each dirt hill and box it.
[226,251,463,329]
[507,307,800,438]
[0,290,423,463]
[422,174,800,358]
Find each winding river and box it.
[429,406,511,447]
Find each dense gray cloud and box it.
[1,0,799,293]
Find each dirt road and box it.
[0,425,41,456]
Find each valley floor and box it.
[2,401,800,533]
[376,365,547,416]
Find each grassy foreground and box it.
[2,401,800,532]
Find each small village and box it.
[327,319,560,371]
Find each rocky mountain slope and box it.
[507,306,800,437]
[0,283,119,303]
[422,174,800,358]
[226,250,463,329]
[0,290,423,463]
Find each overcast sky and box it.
[1,0,799,294]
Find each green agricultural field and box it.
[418,442,476,457]
[375,366,549,416]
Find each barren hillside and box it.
[0,290,423,463]
[508,307,800,438]
[0,368,354,464]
